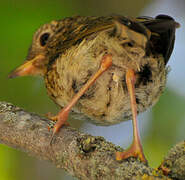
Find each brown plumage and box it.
[9,14,179,162]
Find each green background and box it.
[0,0,184,179]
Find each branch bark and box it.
[0,101,184,180]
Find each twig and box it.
[0,101,184,180]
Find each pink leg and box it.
[116,69,147,163]
[50,54,112,142]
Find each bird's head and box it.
[8,20,59,78]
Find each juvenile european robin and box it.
[9,14,180,163]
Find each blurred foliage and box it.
[145,89,185,167]
[0,0,184,179]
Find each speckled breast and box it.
[45,31,167,125]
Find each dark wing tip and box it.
[155,14,180,28]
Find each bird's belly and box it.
[45,33,167,125]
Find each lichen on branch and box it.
[0,101,184,180]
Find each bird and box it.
[8,14,180,163]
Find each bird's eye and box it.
[40,33,50,46]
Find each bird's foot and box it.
[46,112,70,126]
[45,112,57,121]
[49,108,70,144]
[115,141,147,163]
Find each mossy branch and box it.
[0,101,184,180]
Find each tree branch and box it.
[0,101,184,179]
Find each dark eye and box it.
[40,33,50,46]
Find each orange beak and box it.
[8,54,46,78]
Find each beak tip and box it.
[8,71,18,79]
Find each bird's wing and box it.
[47,15,178,65]
[136,15,179,63]
[47,16,150,58]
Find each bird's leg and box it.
[116,69,147,163]
[50,54,112,138]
